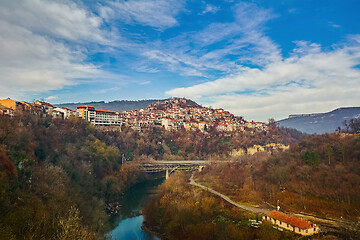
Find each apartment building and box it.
[77,105,121,126]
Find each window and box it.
[306,230,308,233]
[287,224,289,228]
[279,221,282,225]
[298,228,301,232]
[314,228,316,231]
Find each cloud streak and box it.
[167,38,360,121]
[100,0,186,30]
[139,2,279,77]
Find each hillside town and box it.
[0,97,267,133]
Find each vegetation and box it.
[95,120,302,162]
[195,133,360,221]
[0,110,332,239]
[143,172,297,240]
[0,113,146,239]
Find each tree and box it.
[303,149,320,167]
[338,142,345,162]
[325,144,333,165]
[344,118,360,133]
[59,206,95,240]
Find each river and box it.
[106,179,163,240]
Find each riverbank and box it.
[106,178,164,240]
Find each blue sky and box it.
[0,0,359,121]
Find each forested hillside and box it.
[143,133,360,239]
[196,133,360,222]
[143,172,296,240]
[0,113,146,239]
[0,112,303,239]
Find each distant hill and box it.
[56,99,165,112]
[277,107,360,134]
[148,97,202,111]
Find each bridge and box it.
[141,160,209,179]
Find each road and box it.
[189,174,272,215]
[189,174,356,233]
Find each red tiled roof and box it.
[36,101,53,107]
[77,105,95,110]
[95,109,117,115]
[266,211,316,229]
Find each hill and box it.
[194,133,360,233]
[277,107,360,134]
[56,99,164,112]
[148,97,202,111]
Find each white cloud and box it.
[100,0,186,30]
[0,0,109,44]
[167,39,360,121]
[140,2,279,77]
[329,21,341,28]
[199,4,219,15]
[45,96,58,101]
[0,0,117,99]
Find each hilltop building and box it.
[77,105,121,126]
[0,97,268,134]
[0,98,25,111]
[0,104,14,116]
[53,107,77,119]
[263,211,319,236]
[34,100,54,113]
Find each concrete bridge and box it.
[141,160,208,179]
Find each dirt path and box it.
[189,174,358,234]
[189,174,272,215]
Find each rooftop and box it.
[266,211,317,229]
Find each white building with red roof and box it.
[77,105,121,126]
[263,210,319,236]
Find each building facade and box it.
[77,105,121,126]
[263,211,319,236]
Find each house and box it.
[0,98,25,111]
[53,107,77,119]
[161,118,172,130]
[263,211,319,236]
[34,100,54,113]
[52,110,64,119]
[20,101,33,111]
[198,121,207,131]
[0,104,14,116]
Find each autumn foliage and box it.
[143,172,296,240]
[196,133,360,221]
[0,113,147,239]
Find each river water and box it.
[106,179,163,240]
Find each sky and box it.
[0,0,359,121]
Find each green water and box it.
[106,179,163,240]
